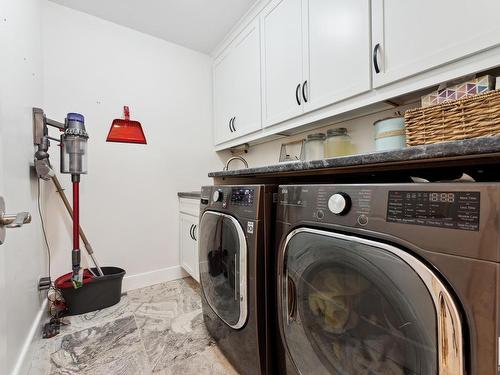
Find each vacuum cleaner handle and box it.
[51,174,104,277]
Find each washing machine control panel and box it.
[201,186,263,220]
[278,184,483,233]
[279,186,372,223]
[387,190,480,231]
[230,188,255,207]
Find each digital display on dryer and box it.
[230,188,254,207]
[387,191,480,231]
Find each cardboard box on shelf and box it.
[421,75,495,107]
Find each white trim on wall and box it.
[11,299,48,375]
[122,265,189,292]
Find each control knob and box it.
[212,190,223,202]
[328,193,351,215]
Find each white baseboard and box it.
[11,298,48,375]
[122,265,188,292]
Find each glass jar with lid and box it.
[303,133,326,161]
[324,128,352,158]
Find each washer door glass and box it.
[199,211,247,329]
[281,230,439,375]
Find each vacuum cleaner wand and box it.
[72,175,81,287]
[51,174,103,277]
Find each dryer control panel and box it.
[387,190,480,231]
[277,184,485,232]
[276,183,500,262]
[230,188,255,207]
[200,185,268,220]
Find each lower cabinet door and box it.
[179,213,199,282]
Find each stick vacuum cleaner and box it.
[60,113,88,288]
[33,108,125,315]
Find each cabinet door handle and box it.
[295,83,301,106]
[193,225,197,241]
[373,43,381,74]
[232,117,236,132]
[229,117,235,132]
[302,80,308,103]
[189,224,194,240]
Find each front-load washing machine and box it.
[275,183,500,375]
[198,185,276,375]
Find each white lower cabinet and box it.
[179,211,199,282]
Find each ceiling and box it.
[49,0,258,54]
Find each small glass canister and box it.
[374,117,406,151]
[304,133,326,161]
[324,128,352,157]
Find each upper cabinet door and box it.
[261,0,305,128]
[372,0,500,88]
[214,48,237,144]
[304,0,371,113]
[213,20,262,145]
[232,20,262,138]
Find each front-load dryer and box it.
[199,185,276,375]
[275,183,500,375]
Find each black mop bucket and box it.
[55,267,126,316]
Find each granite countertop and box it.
[177,191,201,199]
[209,136,500,178]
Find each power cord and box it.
[37,178,51,280]
[38,178,66,337]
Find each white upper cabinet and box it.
[213,0,500,149]
[372,0,500,88]
[305,0,371,112]
[213,19,262,145]
[261,0,305,128]
[261,0,371,127]
[214,50,236,144]
[232,21,262,137]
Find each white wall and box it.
[42,2,222,291]
[0,0,47,373]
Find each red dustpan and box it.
[106,106,147,144]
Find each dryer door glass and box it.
[280,229,441,375]
[199,211,247,329]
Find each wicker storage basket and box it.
[404,89,500,146]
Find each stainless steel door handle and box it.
[0,196,32,245]
[1,212,32,228]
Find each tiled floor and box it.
[28,277,239,375]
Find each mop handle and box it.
[51,175,104,276]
